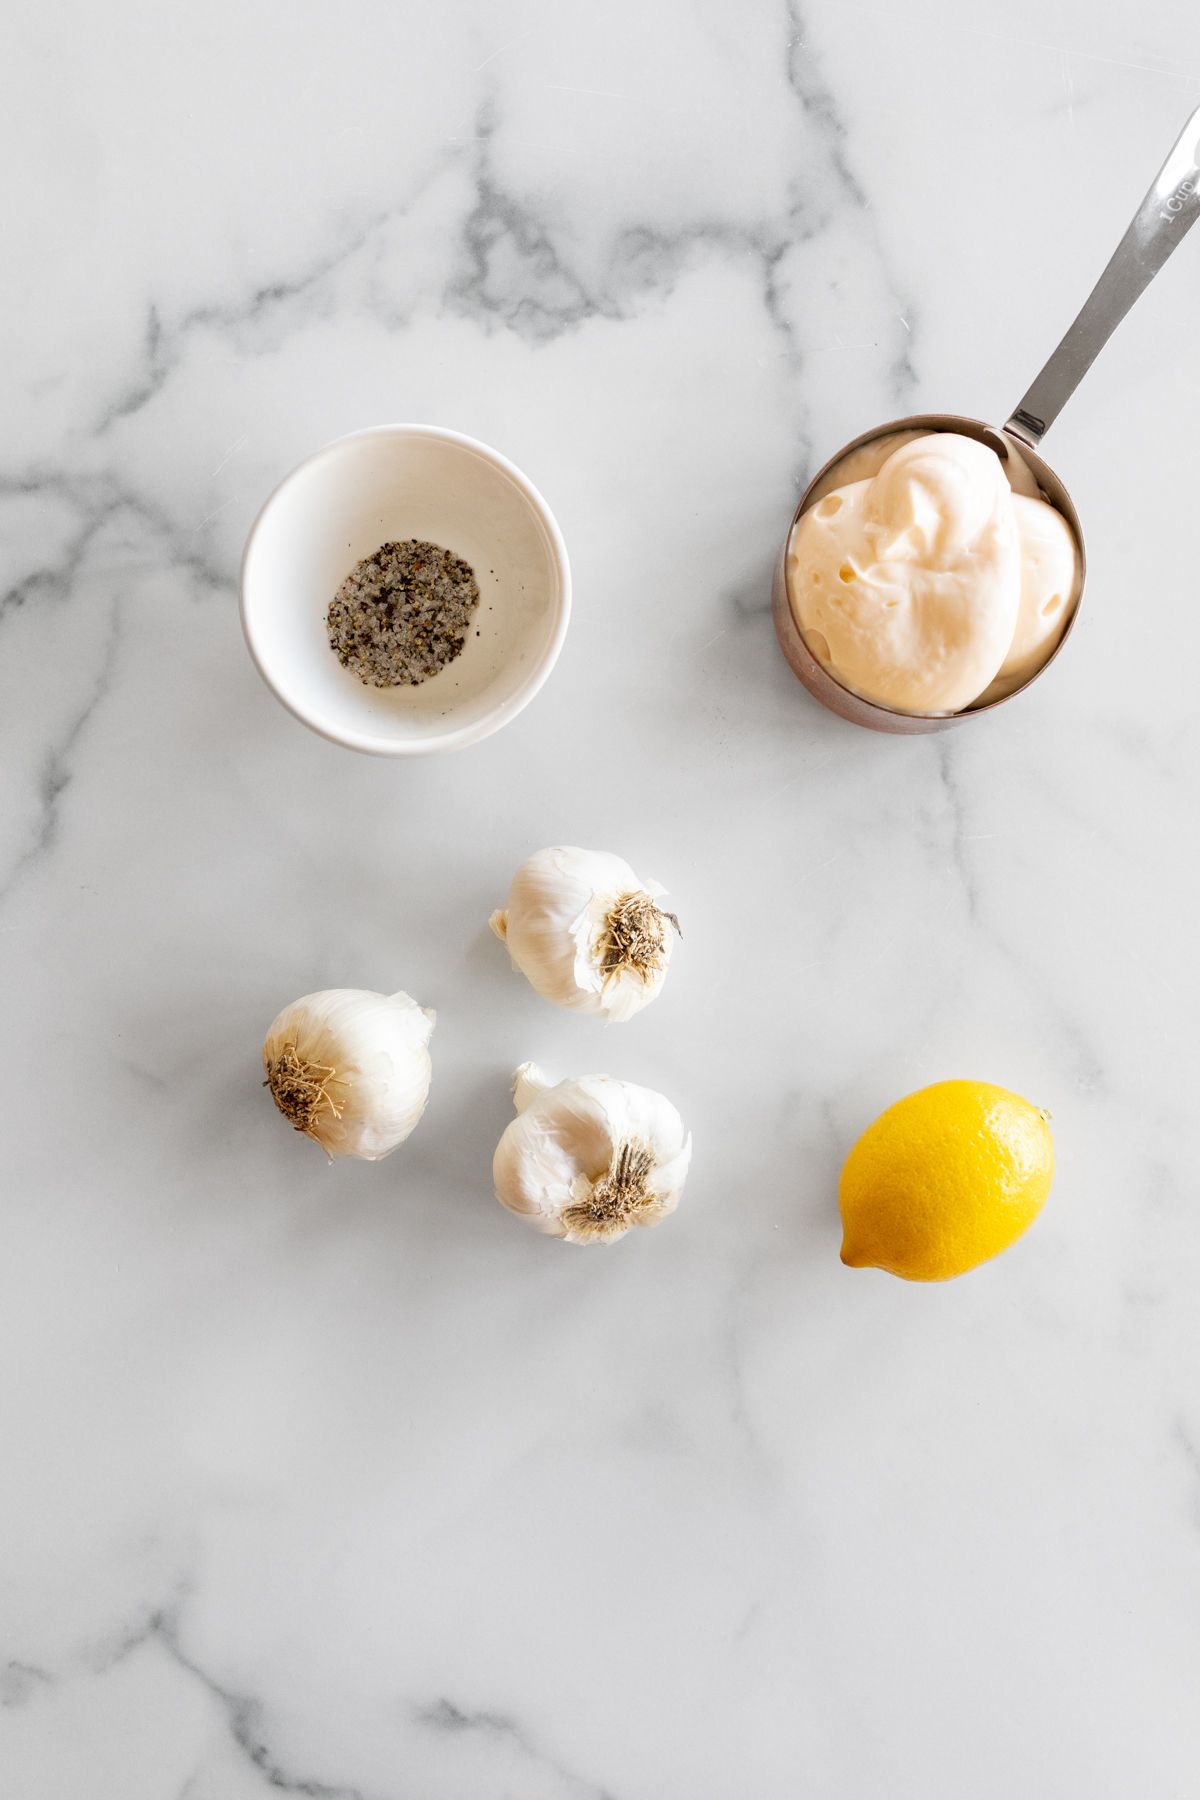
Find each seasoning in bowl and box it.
[326,539,480,688]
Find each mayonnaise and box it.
[980,494,1079,703]
[786,431,1079,714]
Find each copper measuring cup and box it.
[773,103,1200,734]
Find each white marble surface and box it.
[3,2,1200,1794]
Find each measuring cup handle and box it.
[1006,104,1200,448]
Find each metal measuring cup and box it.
[773,104,1200,735]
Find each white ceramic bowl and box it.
[240,425,571,754]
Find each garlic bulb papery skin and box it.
[493,1062,692,1244]
[262,989,435,1160]
[489,846,679,1023]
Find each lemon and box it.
[839,1080,1053,1281]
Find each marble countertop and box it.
[4,2,1199,1794]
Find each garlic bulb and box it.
[262,988,434,1160]
[493,1062,692,1243]
[490,846,679,1022]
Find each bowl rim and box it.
[239,422,573,756]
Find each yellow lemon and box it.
[839,1080,1053,1281]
